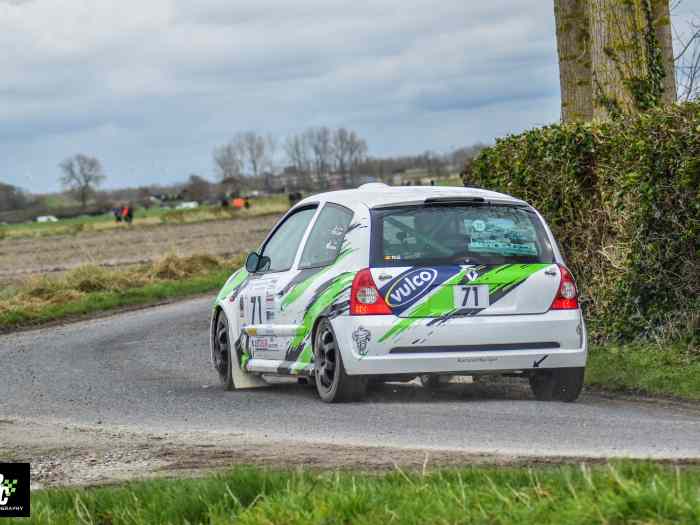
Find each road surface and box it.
[1,297,699,463]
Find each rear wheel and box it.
[529,367,584,402]
[314,319,366,403]
[213,311,235,391]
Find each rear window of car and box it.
[371,204,555,267]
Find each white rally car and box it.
[211,184,587,403]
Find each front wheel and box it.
[213,310,235,391]
[314,319,366,403]
[529,367,584,402]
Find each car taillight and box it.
[350,269,392,315]
[550,265,579,310]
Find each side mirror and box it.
[245,252,261,273]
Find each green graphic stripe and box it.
[290,345,314,373]
[281,248,355,311]
[289,271,355,351]
[216,267,248,302]
[241,350,250,370]
[472,263,550,292]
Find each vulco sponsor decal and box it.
[386,269,438,307]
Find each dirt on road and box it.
[0,215,279,284]
[0,417,629,490]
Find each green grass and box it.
[586,342,700,401]
[13,463,700,524]
[0,271,229,329]
[0,254,242,331]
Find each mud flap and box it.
[231,333,268,389]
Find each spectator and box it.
[122,204,134,224]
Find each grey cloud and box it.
[1,0,564,192]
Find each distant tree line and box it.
[0,139,486,221]
[213,127,368,193]
[212,127,486,194]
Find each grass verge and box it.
[0,254,242,331]
[586,342,700,401]
[13,463,700,524]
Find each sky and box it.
[0,0,695,192]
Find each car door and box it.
[241,205,318,363]
[279,202,356,370]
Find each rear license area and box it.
[453,284,489,309]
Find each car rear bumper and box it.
[331,310,587,376]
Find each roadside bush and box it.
[465,102,699,345]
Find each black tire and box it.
[212,310,235,391]
[529,367,584,402]
[313,319,366,403]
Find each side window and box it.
[259,207,317,273]
[299,203,354,269]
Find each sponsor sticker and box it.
[251,337,278,351]
[352,327,371,356]
[384,268,438,308]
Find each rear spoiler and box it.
[424,196,486,205]
[371,196,528,209]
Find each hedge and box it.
[464,102,699,346]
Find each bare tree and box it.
[59,154,106,209]
[306,127,334,188]
[0,182,29,212]
[346,131,368,186]
[284,133,313,189]
[240,132,266,179]
[332,127,352,178]
[183,174,212,203]
[673,2,700,101]
[284,133,312,173]
[263,134,277,191]
[213,142,244,184]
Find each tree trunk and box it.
[590,0,640,119]
[590,0,676,120]
[650,0,677,103]
[554,0,593,122]
[556,0,676,122]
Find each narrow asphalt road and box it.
[1,297,699,460]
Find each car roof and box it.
[296,183,525,210]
